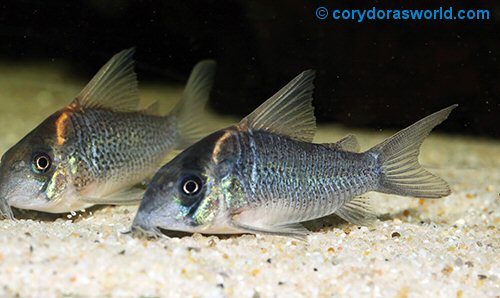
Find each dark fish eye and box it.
[183,180,199,195]
[32,152,52,174]
[180,174,203,197]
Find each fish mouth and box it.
[130,224,165,239]
[5,190,68,213]
[131,212,197,238]
[130,224,199,239]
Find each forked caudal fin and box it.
[370,105,457,198]
[171,60,217,149]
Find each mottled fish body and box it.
[0,49,216,217]
[132,70,456,240]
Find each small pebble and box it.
[391,232,401,238]
[442,266,453,275]
[466,193,476,199]
[250,269,260,276]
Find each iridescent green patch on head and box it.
[192,193,219,226]
[45,170,67,201]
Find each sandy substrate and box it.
[0,63,498,298]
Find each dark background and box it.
[0,0,498,138]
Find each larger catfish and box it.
[131,70,456,240]
[0,49,216,218]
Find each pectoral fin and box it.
[231,216,310,241]
[81,187,145,206]
[0,198,14,220]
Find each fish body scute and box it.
[62,109,177,196]
[218,128,379,225]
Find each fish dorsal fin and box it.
[238,70,317,142]
[326,134,360,152]
[73,48,139,112]
[143,101,160,116]
[172,60,217,149]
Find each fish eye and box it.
[32,152,52,174]
[183,180,199,195]
[180,175,203,196]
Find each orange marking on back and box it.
[55,110,72,145]
[68,98,81,111]
[55,99,82,145]
[212,130,234,164]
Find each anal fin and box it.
[335,196,377,225]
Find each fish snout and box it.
[131,208,160,237]
[0,179,14,219]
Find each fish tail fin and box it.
[171,60,217,149]
[370,105,457,198]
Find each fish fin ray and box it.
[171,60,217,149]
[325,134,360,152]
[371,105,457,198]
[231,218,309,241]
[81,187,145,205]
[0,199,14,219]
[74,48,140,112]
[335,196,376,225]
[238,70,316,142]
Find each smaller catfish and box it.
[0,49,216,219]
[131,70,457,240]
